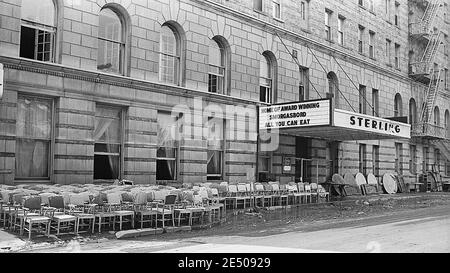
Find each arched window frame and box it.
[20,0,62,62]
[208,36,230,95]
[97,5,130,76]
[260,51,277,104]
[394,93,402,117]
[159,22,185,86]
[445,110,450,138]
[433,106,440,126]
[327,72,339,108]
[409,98,417,125]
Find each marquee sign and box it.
[259,99,331,130]
[258,98,411,140]
[334,109,411,139]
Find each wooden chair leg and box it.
[28,222,32,241]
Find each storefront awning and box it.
[259,99,411,141]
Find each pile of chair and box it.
[0,181,329,240]
[0,183,226,240]
[181,181,330,210]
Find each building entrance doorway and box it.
[295,137,311,182]
[327,141,340,180]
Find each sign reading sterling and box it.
[259,99,331,130]
[334,109,411,139]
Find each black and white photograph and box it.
[0,0,449,261]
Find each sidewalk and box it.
[0,229,27,252]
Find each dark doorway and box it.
[327,141,340,180]
[295,137,312,182]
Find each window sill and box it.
[300,28,311,34]
[273,17,285,23]
[386,63,393,68]
[253,9,267,16]
[14,180,52,184]
[97,70,125,77]
[93,179,116,184]
[159,81,181,88]
[156,180,179,185]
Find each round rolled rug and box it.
[355,173,367,187]
[344,173,358,186]
[367,173,378,185]
[332,173,345,184]
[382,173,397,194]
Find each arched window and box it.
[208,37,228,94]
[409,98,417,125]
[327,72,339,108]
[445,110,450,138]
[20,0,56,62]
[159,24,182,85]
[433,106,440,126]
[97,7,125,74]
[394,93,402,117]
[260,52,277,104]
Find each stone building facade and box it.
[0,0,448,185]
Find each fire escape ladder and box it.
[420,68,442,124]
[420,31,442,64]
[433,139,450,162]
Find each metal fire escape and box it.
[412,67,445,139]
[409,0,444,82]
[409,0,450,181]
[409,0,446,140]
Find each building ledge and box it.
[0,55,265,108]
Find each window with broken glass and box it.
[157,112,181,181]
[260,55,273,104]
[208,39,225,94]
[207,117,224,181]
[20,0,56,62]
[15,96,54,180]
[94,105,124,180]
[160,25,181,85]
[97,8,125,74]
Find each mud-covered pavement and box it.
[3,192,450,253]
